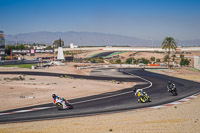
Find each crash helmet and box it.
[139,89,143,92]
[168,81,171,84]
[52,94,56,98]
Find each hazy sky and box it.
[0,0,200,40]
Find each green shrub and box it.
[180,58,190,66]
[169,64,173,69]
[87,58,104,63]
[126,58,136,64]
[109,60,115,64]
[138,58,150,64]
[115,59,121,64]
[150,56,155,62]
[164,55,170,62]
[156,58,160,63]
[171,54,176,62]
[180,54,184,59]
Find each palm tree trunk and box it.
[168,52,170,67]
[168,47,170,68]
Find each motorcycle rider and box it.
[52,94,67,106]
[167,81,176,92]
[133,88,146,102]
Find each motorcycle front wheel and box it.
[68,105,74,109]
[140,97,145,103]
[148,98,152,102]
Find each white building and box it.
[194,56,200,70]
[33,44,47,49]
[70,43,78,48]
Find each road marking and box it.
[0,68,151,115]
[72,69,152,105]
[121,69,153,89]
[1,69,198,116]
[146,94,198,110]
[0,106,55,116]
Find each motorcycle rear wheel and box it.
[58,105,63,110]
[171,90,178,96]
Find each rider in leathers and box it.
[52,94,67,106]
[133,88,147,102]
[167,81,176,92]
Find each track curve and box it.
[0,68,199,124]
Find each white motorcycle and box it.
[54,98,73,110]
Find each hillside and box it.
[5,31,200,46]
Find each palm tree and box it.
[162,37,177,67]
[150,56,155,64]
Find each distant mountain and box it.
[4,31,200,46]
[176,39,200,47]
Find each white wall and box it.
[194,56,200,70]
[57,47,200,52]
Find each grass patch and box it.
[0,64,37,69]
[9,87,14,89]
[104,51,128,58]
[186,67,200,72]
[29,78,36,80]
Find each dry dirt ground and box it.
[0,64,200,132]
[1,94,200,133]
[106,51,200,67]
[146,67,200,82]
[0,63,135,111]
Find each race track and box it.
[0,68,200,124]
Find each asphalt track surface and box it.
[91,51,116,58]
[0,68,200,124]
